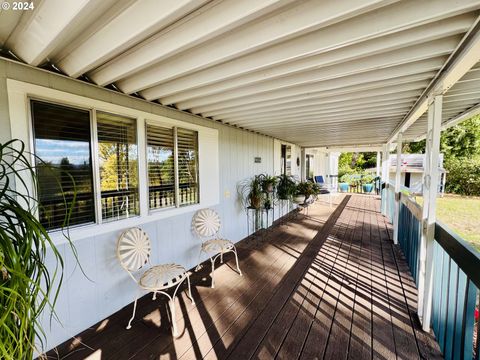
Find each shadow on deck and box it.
[45,194,442,360]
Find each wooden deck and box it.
[45,195,442,360]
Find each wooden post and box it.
[393,133,403,244]
[381,144,390,216]
[418,94,442,331]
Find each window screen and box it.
[146,124,175,209]
[177,128,199,206]
[31,100,95,230]
[97,112,139,221]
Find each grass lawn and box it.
[417,195,480,252]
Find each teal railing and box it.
[431,222,479,360]
[382,189,479,360]
[397,194,422,286]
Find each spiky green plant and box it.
[0,139,77,359]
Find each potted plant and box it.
[0,140,78,359]
[259,174,278,193]
[276,174,296,200]
[339,174,351,192]
[238,175,264,209]
[294,181,315,204]
[248,176,263,208]
[362,174,375,193]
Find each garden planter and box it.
[293,195,305,204]
[339,182,349,192]
[363,183,374,193]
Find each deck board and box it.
[45,194,442,360]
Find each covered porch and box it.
[1,1,480,360]
[47,195,442,359]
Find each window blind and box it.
[96,112,139,221]
[31,100,95,230]
[146,124,175,209]
[177,128,199,206]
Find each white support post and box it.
[376,151,381,177]
[381,144,390,216]
[325,152,331,185]
[300,148,306,181]
[393,133,403,244]
[417,94,442,332]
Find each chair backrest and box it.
[314,175,325,184]
[117,227,151,272]
[192,208,221,240]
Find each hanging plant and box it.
[0,140,79,359]
[259,174,278,193]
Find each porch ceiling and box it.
[1,0,480,147]
[403,60,480,141]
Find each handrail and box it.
[435,221,480,290]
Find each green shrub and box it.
[445,156,480,196]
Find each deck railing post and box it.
[393,133,403,244]
[381,143,390,216]
[418,94,442,332]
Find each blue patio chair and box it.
[314,175,325,185]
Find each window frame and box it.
[8,79,219,244]
[145,122,200,213]
[30,98,98,230]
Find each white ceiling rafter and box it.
[141,15,473,101]
[56,0,211,78]
[177,57,446,110]
[158,36,458,105]
[195,72,436,116]
[113,0,398,93]
[212,89,424,120]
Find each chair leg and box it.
[126,293,139,330]
[210,257,216,288]
[232,246,242,276]
[169,296,178,337]
[186,274,195,305]
[195,248,203,271]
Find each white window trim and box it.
[7,79,219,245]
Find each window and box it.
[177,128,199,206]
[306,154,314,179]
[32,101,140,230]
[32,100,95,230]
[97,112,139,221]
[146,124,175,209]
[146,124,199,210]
[30,96,202,232]
[281,144,292,175]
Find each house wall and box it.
[0,58,288,351]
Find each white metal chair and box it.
[116,227,194,337]
[192,209,242,288]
